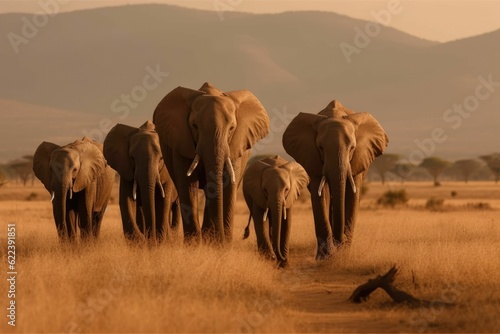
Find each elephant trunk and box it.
[329,160,348,247]
[137,166,157,241]
[53,178,72,240]
[202,142,226,244]
[271,195,286,263]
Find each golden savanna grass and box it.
[0,181,499,333]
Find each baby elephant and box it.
[243,155,309,267]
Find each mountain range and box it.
[0,4,499,163]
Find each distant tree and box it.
[390,162,416,184]
[419,157,452,186]
[0,172,7,188]
[452,159,483,183]
[480,153,500,183]
[371,154,400,184]
[8,155,35,186]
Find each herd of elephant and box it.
[32,82,388,267]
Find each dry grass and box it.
[0,181,499,332]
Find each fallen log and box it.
[349,266,453,307]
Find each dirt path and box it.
[282,259,415,333]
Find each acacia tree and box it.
[371,154,400,184]
[8,155,35,186]
[480,153,500,183]
[419,157,452,186]
[452,159,483,183]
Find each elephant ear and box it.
[243,160,270,209]
[224,90,270,161]
[283,162,310,207]
[346,112,389,176]
[73,140,107,192]
[103,123,138,181]
[33,142,60,192]
[282,112,325,177]
[152,86,206,159]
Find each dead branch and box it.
[349,266,452,307]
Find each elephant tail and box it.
[243,213,252,239]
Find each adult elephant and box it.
[243,155,309,267]
[283,100,388,259]
[33,137,115,240]
[153,82,270,244]
[103,120,180,242]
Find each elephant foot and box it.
[315,239,334,260]
[278,260,289,269]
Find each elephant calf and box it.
[33,137,115,240]
[104,120,180,242]
[243,155,309,267]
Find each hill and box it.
[0,4,498,162]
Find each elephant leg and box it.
[136,205,146,234]
[344,173,364,246]
[78,194,94,240]
[92,209,105,238]
[171,199,181,233]
[222,154,247,241]
[279,208,291,268]
[253,204,275,260]
[173,153,201,243]
[66,207,78,241]
[155,188,169,242]
[119,180,142,240]
[309,177,334,260]
[222,173,237,242]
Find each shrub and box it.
[377,189,409,208]
[451,191,457,198]
[465,202,492,210]
[425,197,444,211]
[26,192,38,201]
[361,183,369,197]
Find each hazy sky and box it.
[2,0,500,42]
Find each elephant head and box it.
[283,100,388,247]
[153,82,269,243]
[103,120,167,240]
[243,155,309,264]
[33,137,108,239]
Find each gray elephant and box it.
[33,137,115,240]
[283,100,388,259]
[243,155,309,267]
[153,82,270,244]
[103,120,180,242]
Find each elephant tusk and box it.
[133,180,137,201]
[69,188,73,200]
[348,169,357,194]
[318,176,326,197]
[283,204,287,220]
[187,154,200,177]
[50,191,55,202]
[157,179,165,198]
[263,208,269,222]
[227,157,236,184]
